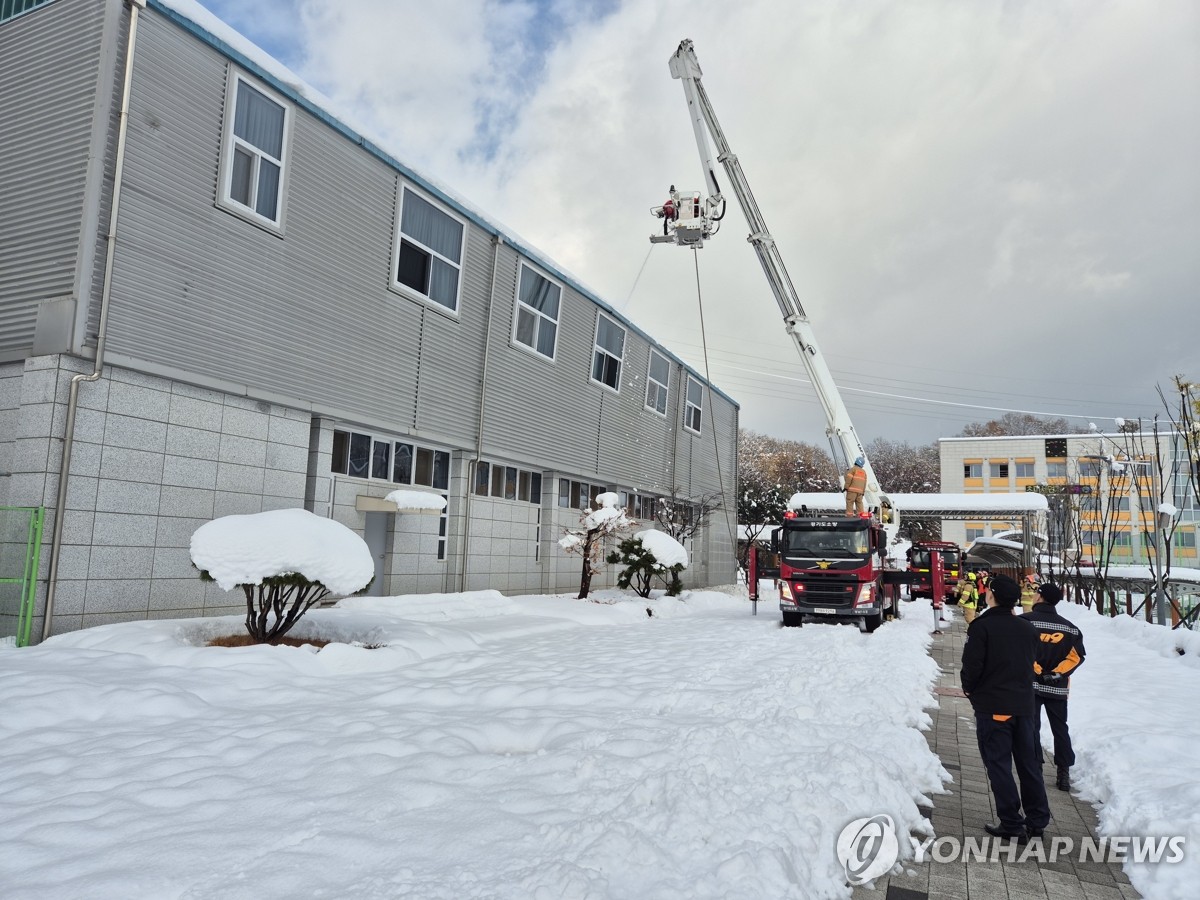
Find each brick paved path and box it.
[851,608,1139,900]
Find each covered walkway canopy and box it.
[786,492,1049,520]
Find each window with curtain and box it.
[221,74,290,226]
[645,350,670,415]
[591,315,624,390]
[514,263,561,359]
[394,187,464,312]
[684,375,703,434]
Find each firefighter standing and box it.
[958,572,979,625]
[844,456,867,517]
[1026,582,1086,791]
[960,574,1051,841]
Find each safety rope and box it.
[692,250,741,565]
[619,244,655,313]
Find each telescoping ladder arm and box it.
[665,39,884,511]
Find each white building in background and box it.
[939,433,1198,567]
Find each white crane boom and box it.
[652,39,886,514]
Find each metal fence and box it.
[1,506,45,647]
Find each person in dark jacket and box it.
[1025,582,1085,791]
[961,573,1050,841]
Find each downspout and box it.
[460,233,504,590]
[42,0,146,641]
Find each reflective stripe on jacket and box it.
[845,465,867,494]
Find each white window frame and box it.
[684,375,704,435]
[391,184,466,315]
[645,349,670,416]
[512,262,562,361]
[217,69,292,232]
[590,313,625,393]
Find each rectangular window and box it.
[504,466,517,501]
[591,315,625,390]
[1046,461,1067,479]
[474,461,489,496]
[393,443,413,484]
[989,462,1010,479]
[415,447,432,486]
[1112,531,1131,547]
[518,470,531,502]
[645,350,670,415]
[491,464,505,497]
[331,429,448,488]
[348,433,371,478]
[1015,462,1035,479]
[559,478,570,508]
[684,375,703,435]
[220,73,290,228]
[393,186,464,313]
[431,450,449,490]
[964,463,982,479]
[1175,532,1196,549]
[965,526,984,542]
[514,263,561,359]
[1079,460,1104,478]
[370,439,391,480]
[437,496,448,561]
[1,0,55,25]
[1111,497,1130,512]
[530,472,542,504]
[331,430,349,474]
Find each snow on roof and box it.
[190,508,374,594]
[786,492,1048,513]
[636,530,689,569]
[385,490,447,512]
[151,0,736,409]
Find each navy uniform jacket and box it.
[1025,604,1086,699]
[960,605,1038,716]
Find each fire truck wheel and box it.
[781,612,803,628]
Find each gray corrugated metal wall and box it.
[0,0,106,357]
[17,1,738,598]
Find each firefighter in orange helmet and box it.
[844,457,868,517]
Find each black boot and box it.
[1056,766,1071,791]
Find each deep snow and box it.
[1,591,1197,898]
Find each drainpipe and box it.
[460,233,504,590]
[42,0,146,642]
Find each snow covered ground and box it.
[1,591,1197,898]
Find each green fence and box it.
[1,506,44,647]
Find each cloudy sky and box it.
[195,0,1198,447]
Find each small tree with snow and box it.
[606,530,689,598]
[558,492,633,599]
[191,508,374,642]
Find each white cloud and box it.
[213,0,1200,444]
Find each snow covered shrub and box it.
[190,509,374,642]
[558,492,632,599]
[606,530,689,598]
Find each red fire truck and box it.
[906,541,962,601]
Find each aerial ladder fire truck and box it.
[651,40,904,630]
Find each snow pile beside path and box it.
[2,592,946,899]
[1057,602,1200,898]
[337,589,523,620]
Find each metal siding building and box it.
[0,0,739,640]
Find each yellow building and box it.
[939,433,1197,568]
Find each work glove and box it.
[1040,671,1064,685]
